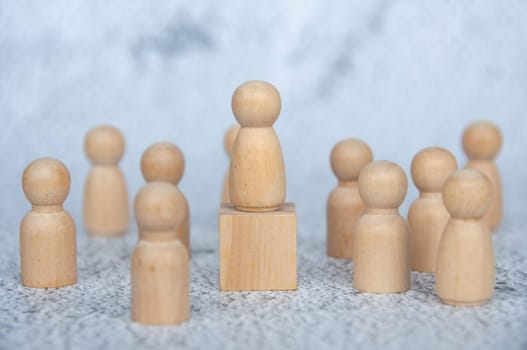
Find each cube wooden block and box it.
[219,203,297,291]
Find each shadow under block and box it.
[219,203,297,291]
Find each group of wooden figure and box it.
[18,80,502,326]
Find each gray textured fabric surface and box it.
[1,217,526,350]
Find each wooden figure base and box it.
[219,203,297,291]
[440,298,490,307]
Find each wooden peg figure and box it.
[221,125,240,204]
[83,125,129,236]
[353,160,410,293]
[408,147,457,272]
[436,169,495,306]
[327,138,373,258]
[230,80,286,212]
[141,142,190,253]
[20,158,77,288]
[131,182,190,325]
[462,121,502,231]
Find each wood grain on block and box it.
[219,203,297,291]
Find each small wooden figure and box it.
[352,160,410,293]
[462,121,502,231]
[436,169,495,306]
[83,125,129,236]
[221,125,240,204]
[327,138,373,259]
[20,158,77,288]
[141,142,190,253]
[408,147,457,272]
[230,80,286,212]
[131,182,190,325]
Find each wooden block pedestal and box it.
[219,203,297,291]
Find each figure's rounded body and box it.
[84,166,129,236]
[131,240,190,325]
[20,210,77,288]
[222,125,240,203]
[465,160,501,230]
[408,194,450,272]
[327,183,366,258]
[436,219,494,306]
[230,127,286,211]
[353,212,410,293]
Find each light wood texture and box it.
[229,80,286,212]
[327,138,373,258]
[408,147,457,272]
[219,203,297,291]
[131,182,190,325]
[20,158,77,288]
[141,142,190,253]
[436,169,495,306]
[221,125,240,204]
[462,121,502,231]
[353,161,410,293]
[83,125,129,236]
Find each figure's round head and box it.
[330,138,373,182]
[462,121,502,160]
[442,169,492,218]
[231,80,281,127]
[84,125,125,165]
[134,182,185,232]
[358,160,408,209]
[22,157,71,206]
[141,142,184,185]
[224,125,240,157]
[411,147,457,193]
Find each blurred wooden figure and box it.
[408,147,457,272]
[229,80,286,212]
[463,121,502,230]
[20,158,77,288]
[436,169,495,306]
[131,182,190,325]
[141,142,190,253]
[353,161,410,293]
[327,138,373,259]
[221,125,240,203]
[83,125,129,236]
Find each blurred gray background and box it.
[1,0,526,242]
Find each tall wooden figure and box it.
[408,147,457,272]
[219,80,297,291]
[353,161,410,293]
[436,169,495,306]
[462,121,502,231]
[327,138,373,259]
[20,158,77,288]
[83,125,129,236]
[221,125,240,204]
[131,182,190,325]
[141,142,190,253]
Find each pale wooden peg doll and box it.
[83,125,129,236]
[221,125,240,204]
[353,160,410,293]
[140,142,190,253]
[462,121,502,231]
[20,158,77,288]
[327,138,373,259]
[436,169,495,306]
[230,80,286,212]
[408,147,457,272]
[131,182,190,325]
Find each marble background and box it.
[1,1,526,238]
[1,2,527,349]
